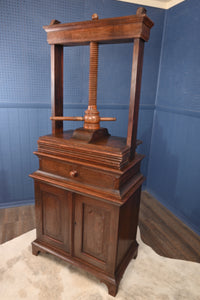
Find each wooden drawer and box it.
[39,157,118,190]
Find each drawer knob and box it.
[70,170,78,178]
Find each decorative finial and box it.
[92,13,99,20]
[136,7,147,15]
[50,19,61,25]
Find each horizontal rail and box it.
[50,116,84,121]
[43,13,154,45]
[50,116,116,121]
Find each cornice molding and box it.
[117,0,185,9]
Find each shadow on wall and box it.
[147,116,179,209]
[136,108,155,182]
[0,170,10,205]
[137,127,152,184]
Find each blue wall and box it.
[0,0,164,207]
[147,0,200,234]
[1,0,199,236]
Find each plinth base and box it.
[32,238,138,297]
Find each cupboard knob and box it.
[70,170,78,178]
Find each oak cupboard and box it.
[30,8,153,296]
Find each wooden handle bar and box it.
[50,116,116,121]
[50,116,84,121]
[100,117,116,121]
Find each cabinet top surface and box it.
[39,130,129,153]
[37,130,141,170]
[37,130,143,170]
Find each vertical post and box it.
[51,44,63,135]
[126,38,145,160]
[127,7,146,160]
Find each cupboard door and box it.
[35,182,72,253]
[74,194,119,273]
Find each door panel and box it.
[82,203,110,262]
[35,182,72,253]
[74,194,119,273]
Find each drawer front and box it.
[40,157,118,190]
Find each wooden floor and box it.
[0,205,35,245]
[139,191,200,263]
[0,191,200,263]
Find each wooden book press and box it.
[30,8,153,297]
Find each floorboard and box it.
[0,205,35,245]
[139,191,200,263]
